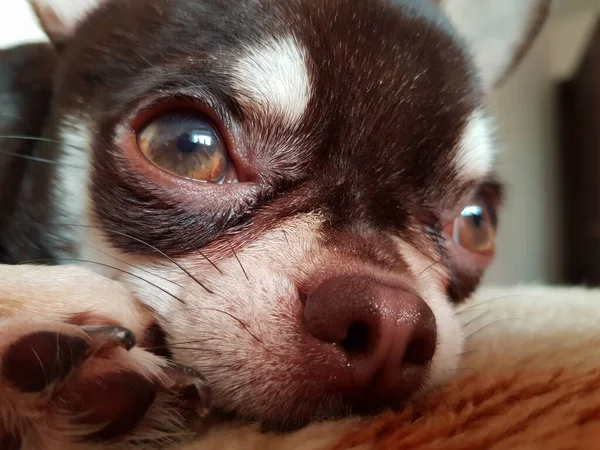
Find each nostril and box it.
[340,322,371,355]
[402,334,436,366]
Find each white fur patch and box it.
[232,36,311,125]
[454,109,496,180]
[52,116,93,258]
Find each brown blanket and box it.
[180,286,600,449]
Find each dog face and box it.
[19,0,549,429]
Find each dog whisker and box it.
[24,221,215,295]
[461,309,496,329]
[0,148,84,168]
[19,257,187,304]
[86,243,183,288]
[0,134,87,152]
[195,248,222,274]
[226,237,249,282]
[454,293,529,316]
[166,346,220,352]
[465,317,523,341]
[168,339,210,347]
[30,348,49,388]
[281,229,290,246]
[17,256,270,352]
[13,220,274,351]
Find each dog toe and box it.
[69,371,157,443]
[0,429,22,450]
[2,331,91,393]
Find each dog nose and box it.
[303,275,436,408]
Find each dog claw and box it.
[83,326,137,352]
[164,365,212,418]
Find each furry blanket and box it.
[178,286,600,449]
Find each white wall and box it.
[0,1,46,49]
[483,0,600,285]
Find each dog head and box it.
[23,0,550,429]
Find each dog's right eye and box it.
[136,112,238,184]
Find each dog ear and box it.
[28,0,106,46]
[439,0,553,92]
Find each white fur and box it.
[52,116,92,258]
[232,37,311,125]
[54,117,139,281]
[455,109,496,180]
[394,239,464,389]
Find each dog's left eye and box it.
[452,203,495,253]
[136,113,236,183]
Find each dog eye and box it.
[452,202,495,253]
[136,113,236,183]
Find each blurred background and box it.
[484,0,600,286]
[1,0,599,287]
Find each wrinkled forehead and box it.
[59,0,491,209]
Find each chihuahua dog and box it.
[0,0,550,448]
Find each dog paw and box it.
[0,321,211,448]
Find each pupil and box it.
[177,133,198,153]
[461,205,484,228]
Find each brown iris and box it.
[136,113,232,182]
[453,202,495,253]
